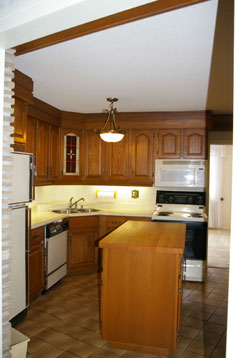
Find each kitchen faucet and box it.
[71,197,85,209]
[68,197,74,209]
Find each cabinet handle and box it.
[69,235,72,244]
[41,240,44,246]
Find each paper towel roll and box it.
[96,190,117,199]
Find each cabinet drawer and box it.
[69,216,99,230]
[30,226,44,250]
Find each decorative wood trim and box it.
[13,69,33,103]
[15,0,209,55]
[28,97,61,126]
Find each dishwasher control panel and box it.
[45,218,69,238]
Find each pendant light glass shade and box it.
[94,98,126,143]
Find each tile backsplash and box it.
[33,185,157,209]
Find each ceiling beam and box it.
[15,0,209,56]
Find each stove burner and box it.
[158,211,173,216]
[190,213,202,218]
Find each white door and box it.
[209,144,233,229]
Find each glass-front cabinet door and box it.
[60,128,83,178]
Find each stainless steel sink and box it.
[76,208,99,213]
[52,208,99,214]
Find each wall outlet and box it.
[131,190,139,199]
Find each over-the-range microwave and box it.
[154,159,207,191]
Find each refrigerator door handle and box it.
[29,155,36,201]
[25,207,31,307]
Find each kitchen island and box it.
[99,220,186,357]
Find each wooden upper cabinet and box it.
[12,70,34,152]
[106,133,129,181]
[157,129,181,159]
[11,98,27,147]
[84,131,105,180]
[26,116,37,156]
[36,120,49,178]
[130,130,154,183]
[183,129,206,159]
[48,124,59,178]
[60,128,82,178]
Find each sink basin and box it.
[76,208,99,213]
[52,208,99,214]
[51,208,78,214]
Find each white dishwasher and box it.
[45,218,69,290]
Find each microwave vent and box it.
[161,160,205,166]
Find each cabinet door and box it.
[68,231,97,270]
[26,116,37,156]
[29,247,44,303]
[68,216,99,272]
[183,129,206,159]
[60,128,82,177]
[84,131,105,179]
[49,124,59,178]
[106,134,129,181]
[11,97,27,149]
[130,130,153,183]
[36,120,49,178]
[29,227,44,303]
[158,129,181,159]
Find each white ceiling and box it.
[15,0,232,114]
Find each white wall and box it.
[33,185,157,210]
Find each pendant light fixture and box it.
[95,97,126,143]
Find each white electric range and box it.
[152,191,207,282]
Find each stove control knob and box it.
[187,196,193,204]
[168,196,173,203]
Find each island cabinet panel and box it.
[100,221,185,356]
[68,216,99,273]
[157,129,181,159]
[84,131,106,180]
[183,129,206,159]
[29,226,44,303]
[130,130,154,184]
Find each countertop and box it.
[31,207,155,229]
[99,220,186,254]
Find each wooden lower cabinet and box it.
[68,216,99,273]
[29,226,45,303]
[100,221,185,356]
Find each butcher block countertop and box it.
[99,220,186,254]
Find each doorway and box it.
[208,144,232,268]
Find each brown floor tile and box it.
[204,322,226,335]
[176,336,193,351]
[68,341,98,357]
[217,335,226,349]
[181,317,205,330]
[27,309,61,327]
[180,326,200,340]
[79,319,100,332]
[57,352,80,358]
[15,319,45,337]
[180,351,206,357]
[208,314,227,326]
[210,346,226,358]
[83,331,107,348]
[27,336,47,354]
[186,339,215,356]
[102,342,127,356]
[64,325,94,340]
[194,331,220,346]
[27,342,63,358]
[35,327,77,351]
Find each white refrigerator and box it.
[9,152,35,321]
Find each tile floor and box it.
[16,265,228,358]
[208,229,230,269]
